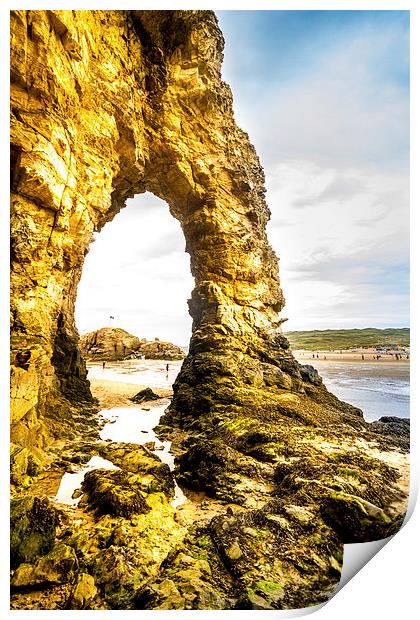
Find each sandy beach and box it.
[89,377,173,409]
[87,353,409,423]
[294,351,409,364]
[87,359,178,408]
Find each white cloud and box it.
[265,159,409,329]
[75,193,194,345]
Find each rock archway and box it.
[11,9,300,449]
[10,10,409,610]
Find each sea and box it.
[88,357,410,422]
[307,360,410,421]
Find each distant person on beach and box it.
[361,354,364,360]
[166,364,169,372]
[102,361,106,370]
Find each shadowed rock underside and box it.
[10,10,409,611]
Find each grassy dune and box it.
[285,328,410,351]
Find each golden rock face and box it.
[10,9,296,446]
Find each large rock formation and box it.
[10,9,293,448]
[80,328,142,360]
[79,327,185,360]
[10,10,409,611]
[138,338,185,360]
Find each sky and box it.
[75,10,410,346]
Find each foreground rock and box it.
[10,496,58,568]
[68,573,98,610]
[80,328,185,361]
[370,416,410,449]
[11,543,79,588]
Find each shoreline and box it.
[89,370,409,505]
[293,351,409,364]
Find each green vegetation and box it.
[284,328,410,351]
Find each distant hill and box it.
[284,328,410,351]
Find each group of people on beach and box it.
[303,352,409,362]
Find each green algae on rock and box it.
[82,469,152,517]
[67,573,98,610]
[10,496,58,568]
[11,543,79,589]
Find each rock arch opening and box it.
[75,192,194,348]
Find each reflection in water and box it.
[99,402,187,507]
[88,358,409,422]
[56,359,408,508]
[55,455,119,506]
[55,401,187,509]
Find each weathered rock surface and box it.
[68,573,98,610]
[137,339,186,360]
[10,496,58,568]
[10,9,409,611]
[370,416,410,446]
[10,443,43,488]
[9,8,294,450]
[82,469,152,517]
[11,543,79,588]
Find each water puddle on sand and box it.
[55,400,187,508]
[55,456,119,507]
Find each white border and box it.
[2,2,418,618]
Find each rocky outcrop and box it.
[371,416,410,448]
[137,339,186,360]
[10,9,409,612]
[11,543,79,589]
[130,388,161,403]
[80,328,141,361]
[79,328,185,361]
[10,9,295,448]
[10,496,58,568]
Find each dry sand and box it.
[89,378,173,409]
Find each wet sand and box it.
[297,357,409,421]
[87,360,410,516]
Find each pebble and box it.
[226,541,243,561]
